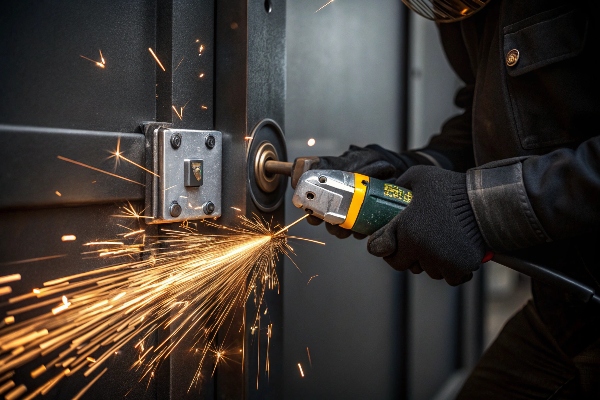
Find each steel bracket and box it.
[143,123,222,224]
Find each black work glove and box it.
[316,145,397,180]
[367,165,486,286]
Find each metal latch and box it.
[144,124,222,224]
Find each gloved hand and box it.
[305,145,398,239]
[315,145,397,180]
[367,165,486,286]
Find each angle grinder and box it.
[261,157,600,307]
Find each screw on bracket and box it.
[203,201,215,215]
[169,201,182,217]
[205,134,216,149]
[170,132,182,149]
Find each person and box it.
[302,0,600,398]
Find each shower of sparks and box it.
[109,137,159,178]
[0,213,318,397]
[306,275,319,285]
[80,50,106,69]
[148,48,166,72]
[57,156,144,187]
[315,0,334,13]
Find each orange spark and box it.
[174,57,184,72]
[315,0,334,13]
[109,137,159,177]
[61,235,76,242]
[298,363,305,377]
[0,254,66,267]
[148,48,166,71]
[79,55,105,69]
[55,191,61,197]
[0,275,20,285]
[274,214,308,236]
[172,100,190,121]
[172,105,183,120]
[71,368,107,400]
[57,156,144,187]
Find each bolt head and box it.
[169,201,182,217]
[170,132,182,149]
[203,201,215,215]
[205,135,216,149]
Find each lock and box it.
[144,124,222,223]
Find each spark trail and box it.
[0,214,316,398]
[315,0,334,13]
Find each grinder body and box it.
[292,169,412,235]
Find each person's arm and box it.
[468,137,600,252]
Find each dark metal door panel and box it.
[1,1,163,398]
[214,1,286,399]
[0,0,288,398]
[0,1,157,133]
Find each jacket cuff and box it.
[466,160,552,252]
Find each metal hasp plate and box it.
[145,125,222,223]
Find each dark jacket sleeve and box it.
[467,137,600,252]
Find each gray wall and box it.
[284,1,404,399]
[406,15,468,400]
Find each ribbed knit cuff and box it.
[450,179,485,251]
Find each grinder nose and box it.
[262,157,320,190]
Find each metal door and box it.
[0,0,285,398]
